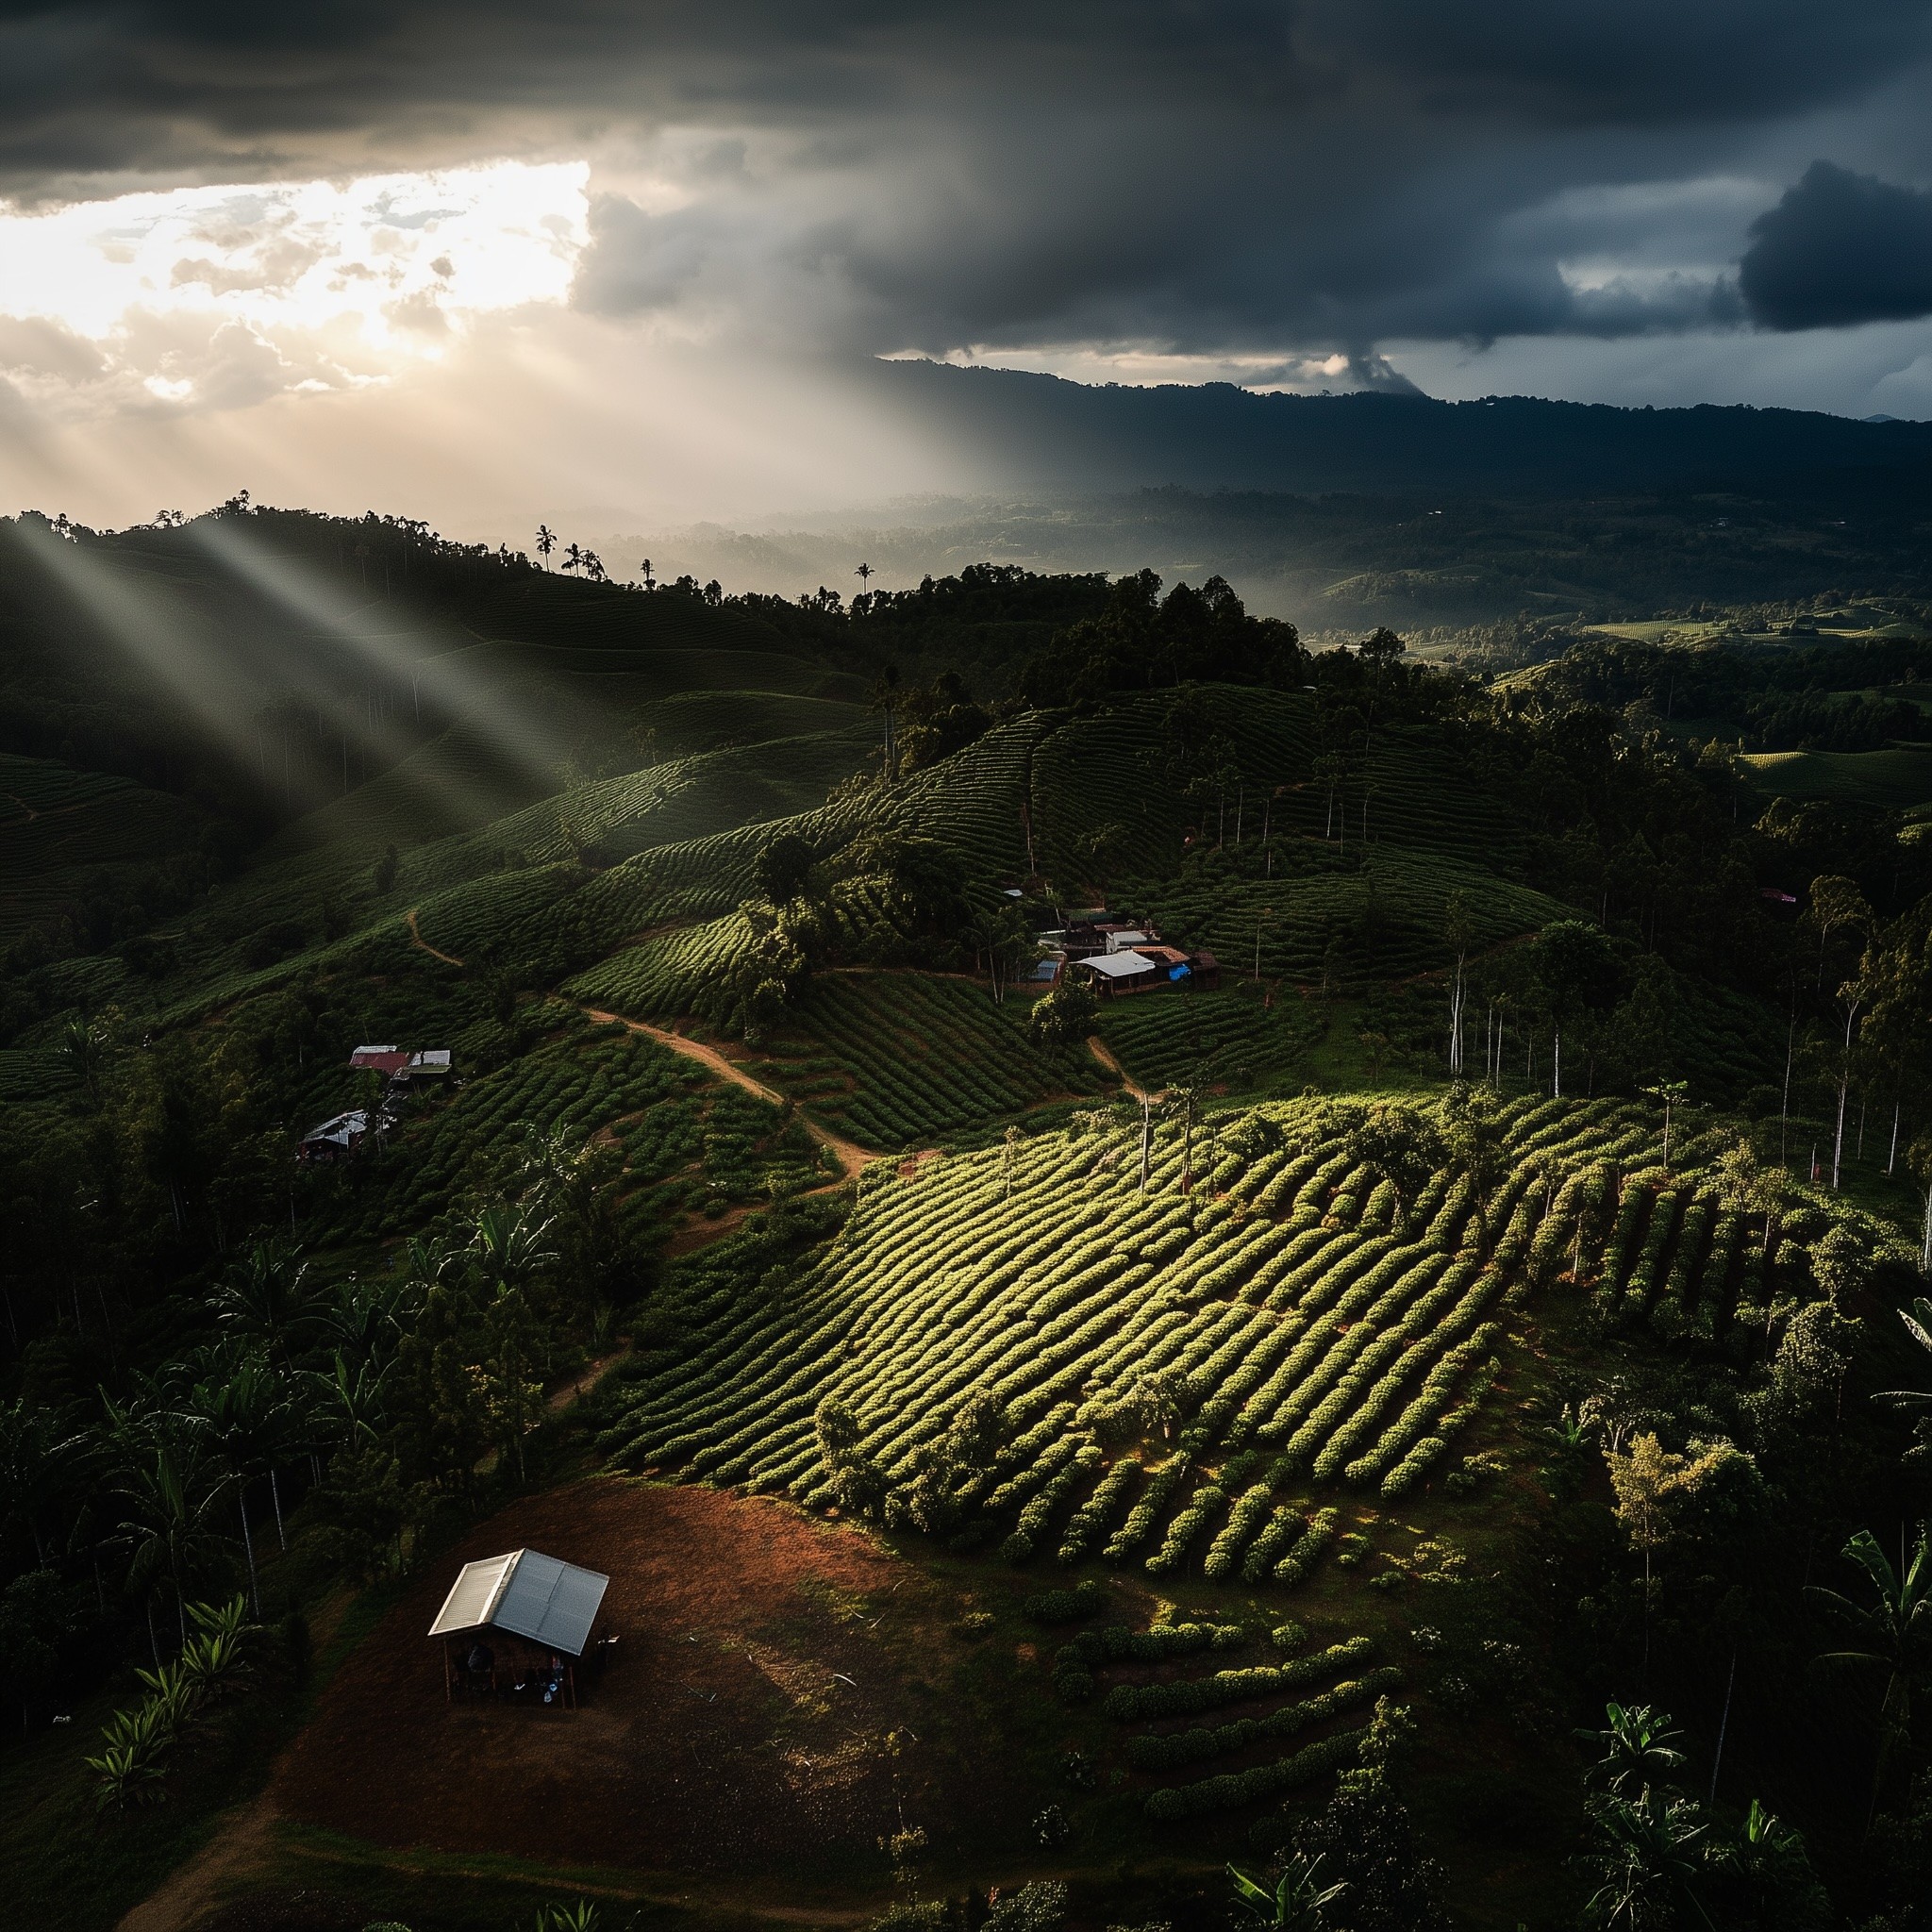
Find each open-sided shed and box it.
[427,1547,610,1708]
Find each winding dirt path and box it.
[117,1794,280,1932]
[1087,1033,1157,1102]
[405,906,466,967]
[580,1008,875,1178]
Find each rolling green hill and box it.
[1740,742,1932,808]
[3,505,1928,1932]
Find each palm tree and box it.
[311,1349,393,1449]
[183,1357,291,1609]
[471,1203,558,1288]
[319,1272,417,1373]
[535,525,556,568]
[214,1240,323,1370]
[854,562,874,596]
[1807,1525,1931,1817]
[60,1015,108,1105]
[0,1396,75,1566]
[1579,1786,1714,1932]
[470,1207,558,1480]
[562,541,582,575]
[1227,1855,1345,1932]
[113,1437,231,1654]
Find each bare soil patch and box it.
[271,1481,1015,1879]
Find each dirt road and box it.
[581,1007,875,1178]
[405,907,465,967]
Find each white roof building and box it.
[426,1548,610,1657]
[1079,951,1159,980]
[302,1108,370,1147]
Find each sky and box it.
[2,2,1931,536]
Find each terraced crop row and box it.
[1054,1611,1397,1821]
[1096,984,1323,1092]
[1272,735,1529,868]
[1027,689,1317,886]
[604,1092,1697,1563]
[1128,846,1573,987]
[750,974,1105,1147]
[323,1024,808,1241]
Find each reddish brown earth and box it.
[272,1480,1012,1877]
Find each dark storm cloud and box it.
[5,2,1932,358]
[1739,161,1932,329]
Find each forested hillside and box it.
[2,504,1930,1932]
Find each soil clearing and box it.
[271,1481,1021,1881]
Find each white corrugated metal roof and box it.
[1103,930,1151,952]
[1080,951,1158,978]
[425,1548,611,1656]
[428,1551,519,1637]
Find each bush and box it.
[1380,1438,1448,1498]
[1053,1617,1245,1704]
[1274,1507,1340,1584]
[1102,1636,1376,1722]
[984,1882,1068,1932]
[1032,1803,1072,1848]
[1029,981,1099,1048]
[1125,1667,1403,1770]
[1143,1726,1366,1821]
[1024,1579,1106,1625]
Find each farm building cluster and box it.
[1033,914,1221,998]
[297,1043,453,1165]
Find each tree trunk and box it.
[239,1487,260,1617]
[1832,999,1860,1191]
[1709,1648,1738,1804]
[1780,1015,1795,1167]
[271,1468,287,1550]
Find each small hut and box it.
[427,1548,610,1709]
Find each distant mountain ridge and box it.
[869,358,1932,498]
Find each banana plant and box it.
[1807,1525,1930,1816]
[1580,1701,1689,1797]
[534,1904,602,1932]
[1227,1854,1346,1932]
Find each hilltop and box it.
[865,360,1932,498]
